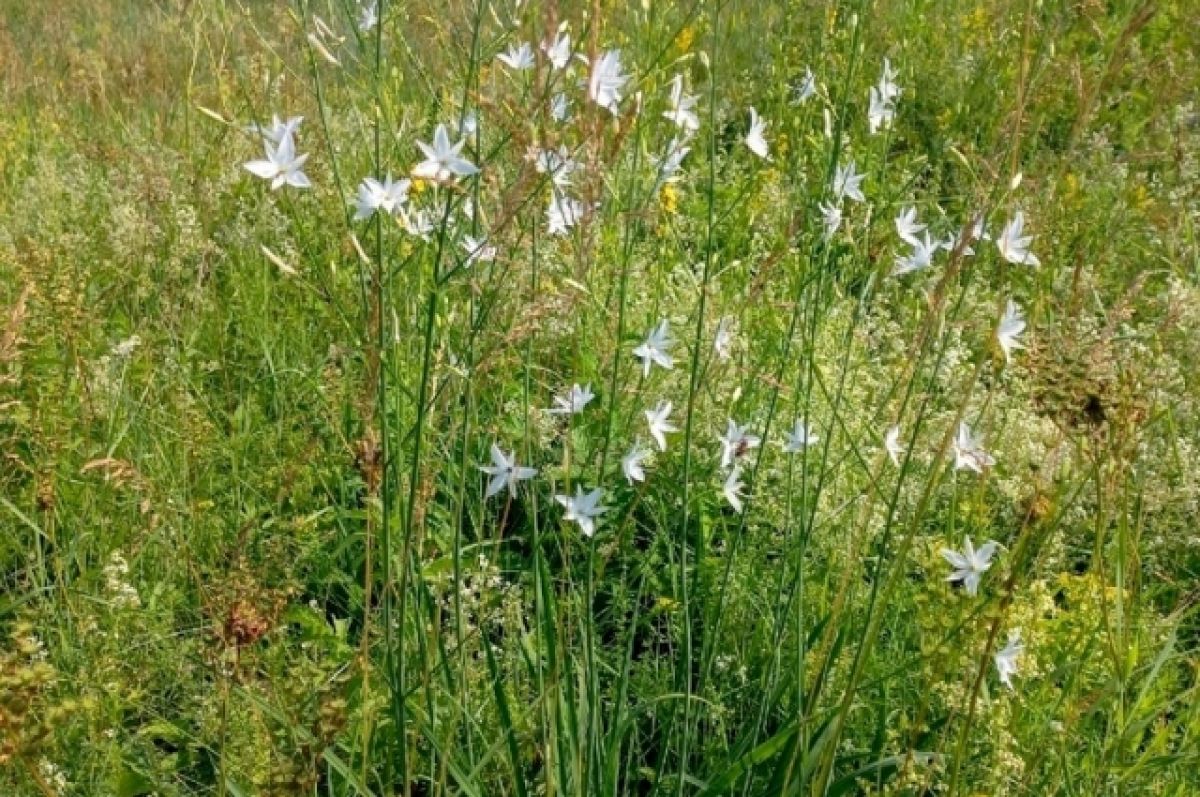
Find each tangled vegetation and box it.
[1,0,1198,794]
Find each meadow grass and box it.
[1,0,1199,794]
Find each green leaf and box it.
[110,766,155,797]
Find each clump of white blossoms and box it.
[480,445,537,499]
[412,123,478,183]
[556,487,607,537]
[103,551,141,609]
[940,536,999,596]
[111,335,142,358]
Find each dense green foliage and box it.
[1,0,1198,794]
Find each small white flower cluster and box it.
[38,760,70,793]
[103,551,142,609]
[428,554,524,653]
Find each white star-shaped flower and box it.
[586,50,629,115]
[877,57,902,102]
[353,174,411,220]
[819,201,843,241]
[943,215,989,257]
[479,444,538,499]
[412,123,479,183]
[633,320,674,377]
[892,232,940,277]
[745,107,770,159]
[994,629,1024,689]
[556,486,607,537]
[663,74,700,132]
[645,400,678,452]
[461,235,496,266]
[403,207,435,240]
[940,536,999,596]
[357,1,379,32]
[548,383,595,415]
[782,419,818,453]
[622,444,650,484]
[713,316,736,361]
[719,419,760,469]
[791,67,816,104]
[497,42,535,71]
[884,424,904,465]
[996,211,1040,267]
[832,160,866,203]
[952,422,995,473]
[547,191,588,236]
[894,206,925,246]
[244,131,311,190]
[723,467,745,512]
[542,31,572,70]
[246,114,302,145]
[868,86,895,135]
[653,137,691,188]
[550,92,571,122]
[996,299,1026,364]
[530,145,579,188]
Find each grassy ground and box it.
[2,0,1198,794]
